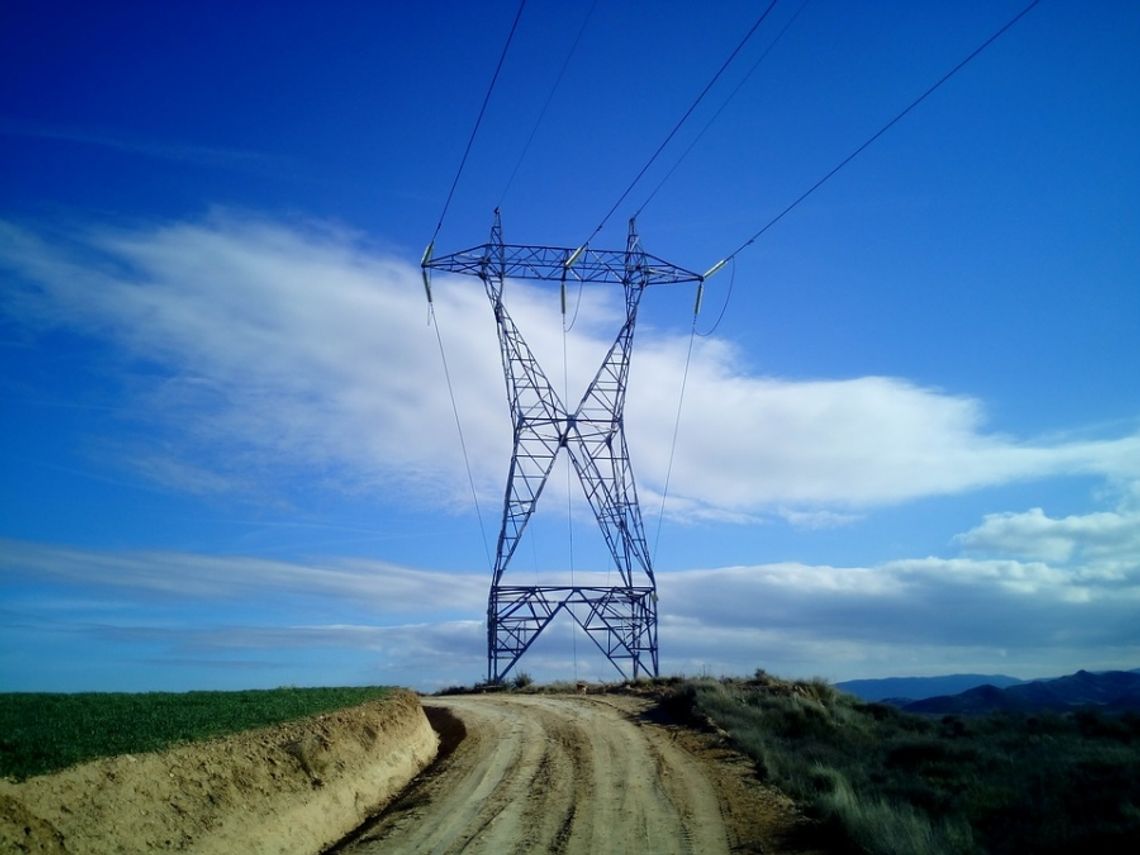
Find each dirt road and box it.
[335,693,810,855]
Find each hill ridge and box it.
[901,669,1140,714]
[835,673,1023,702]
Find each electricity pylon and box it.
[424,211,700,683]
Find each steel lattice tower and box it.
[425,211,701,683]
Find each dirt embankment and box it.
[0,690,438,855]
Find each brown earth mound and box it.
[0,690,437,855]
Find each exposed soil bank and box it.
[0,690,438,854]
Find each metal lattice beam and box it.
[427,242,701,287]
[425,211,691,683]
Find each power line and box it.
[653,320,698,562]
[634,0,813,220]
[574,0,782,253]
[499,0,599,207]
[562,276,586,333]
[427,0,527,253]
[420,2,527,570]
[701,0,1042,281]
[429,307,494,572]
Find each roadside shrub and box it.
[682,670,1140,855]
[884,737,978,773]
[819,771,974,855]
[1074,708,1137,742]
[512,671,534,689]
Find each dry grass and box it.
[678,671,1140,855]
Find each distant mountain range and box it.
[835,674,1024,702]
[838,669,1140,715]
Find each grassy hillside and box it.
[677,672,1140,855]
[0,686,391,780]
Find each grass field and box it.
[680,672,1140,855]
[0,685,391,781]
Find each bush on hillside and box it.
[678,673,1140,855]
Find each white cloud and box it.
[777,507,864,528]
[0,119,282,169]
[631,342,1140,512]
[650,497,1140,679]
[2,213,1137,520]
[4,492,1138,688]
[955,503,1140,581]
[0,538,487,614]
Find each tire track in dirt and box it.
[334,693,813,855]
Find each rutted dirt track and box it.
[335,693,813,855]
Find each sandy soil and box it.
[335,693,818,855]
[0,690,437,855]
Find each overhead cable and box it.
[426,0,527,257]
[652,320,699,562]
[430,308,494,572]
[701,0,1042,281]
[499,0,599,207]
[634,0,814,220]
[421,2,527,567]
[571,0,782,259]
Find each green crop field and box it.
[0,686,391,781]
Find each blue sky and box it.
[1,0,1138,692]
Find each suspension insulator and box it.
[702,258,728,280]
[421,241,435,304]
[565,244,586,269]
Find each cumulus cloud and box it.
[655,500,1140,678]
[957,505,1140,568]
[2,213,1137,522]
[664,555,1137,651]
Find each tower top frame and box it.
[425,236,702,288]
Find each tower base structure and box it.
[490,586,658,682]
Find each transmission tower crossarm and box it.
[425,243,702,287]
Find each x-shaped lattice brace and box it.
[481,213,656,682]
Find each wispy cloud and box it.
[0,119,281,170]
[3,496,1138,687]
[0,538,487,613]
[1,212,1137,521]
